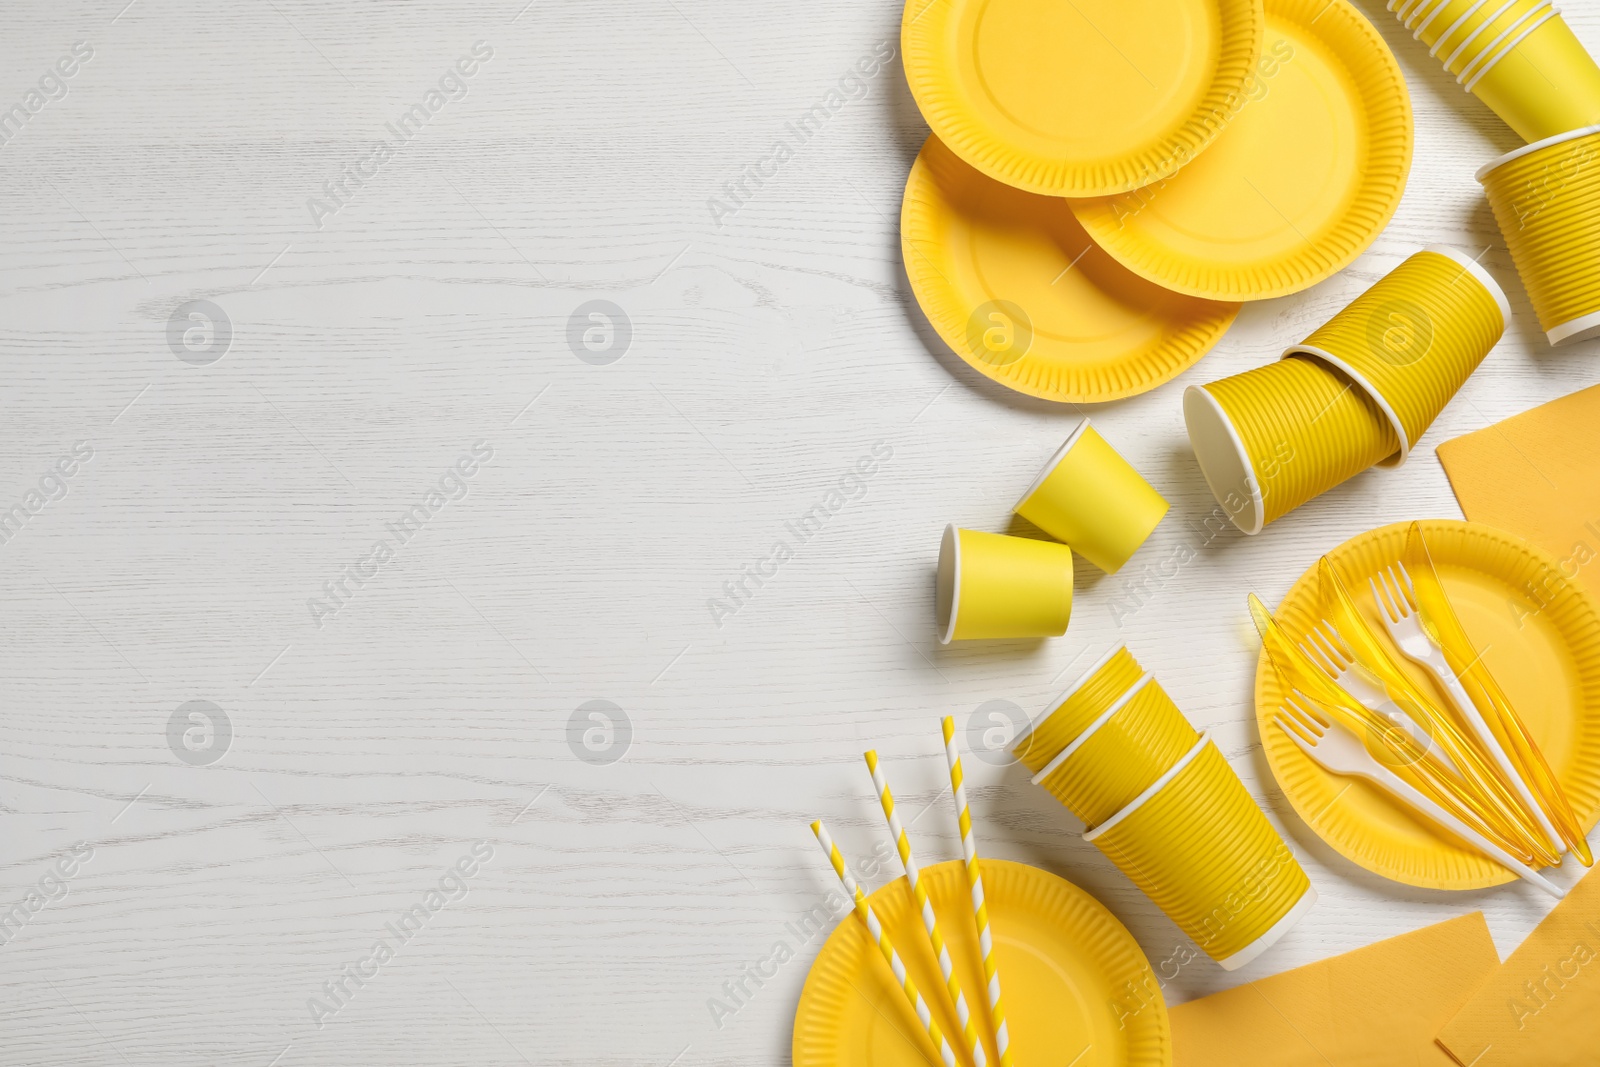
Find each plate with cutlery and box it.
[1255,519,1600,891]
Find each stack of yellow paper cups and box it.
[1011,644,1314,970]
[1186,247,1508,533]
[1390,0,1600,141]
[1479,126,1600,344]
[936,419,1166,642]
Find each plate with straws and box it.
[793,858,1170,1066]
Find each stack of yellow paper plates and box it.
[902,0,1265,196]
[1070,0,1413,301]
[902,136,1241,403]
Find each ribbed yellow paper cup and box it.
[1014,420,1169,575]
[1184,357,1400,535]
[1479,126,1600,344]
[1286,247,1507,459]
[1468,10,1600,141]
[1085,735,1315,969]
[1012,644,1144,774]
[936,525,1074,643]
[1031,674,1201,826]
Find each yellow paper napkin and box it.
[1436,868,1600,1066]
[1436,384,1600,602]
[1171,913,1498,1067]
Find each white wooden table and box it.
[3,1,1599,1063]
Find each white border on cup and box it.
[1183,385,1266,535]
[1030,673,1155,785]
[1475,122,1600,181]
[1083,732,1214,842]
[1013,417,1091,513]
[936,524,962,646]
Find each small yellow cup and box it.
[1012,644,1144,774]
[1031,674,1200,826]
[1085,734,1316,969]
[936,525,1074,643]
[1285,247,1508,458]
[1184,356,1400,535]
[1013,420,1169,575]
[1468,10,1600,142]
[1479,126,1600,344]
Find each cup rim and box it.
[1284,344,1414,463]
[1476,123,1600,181]
[1083,731,1213,841]
[936,524,961,646]
[1013,642,1130,754]
[1423,243,1513,327]
[1183,385,1265,535]
[1428,0,1498,59]
[1456,2,1554,84]
[1030,673,1155,785]
[1464,6,1559,88]
[1214,885,1318,971]
[1013,417,1091,514]
[1549,308,1600,346]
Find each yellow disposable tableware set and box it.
[801,0,1600,1059]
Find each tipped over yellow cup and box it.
[1285,246,1508,458]
[1185,356,1400,534]
[1013,420,1169,574]
[936,525,1073,643]
[1479,126,1600,345]
[1086,734,1316,969]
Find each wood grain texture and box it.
[2,0,1599,1064]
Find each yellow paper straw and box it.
[942,717,1017,1067]
[811,820,959,1067]
[866,751,987,1067]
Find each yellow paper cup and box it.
[1184,356,1400,535]
[1085,734,1316,969]
[936,525,1073,643]
[1285,247,1508,459]
[1467,10,1600,142]
[1427,0,1550,75]
[1479,125,1600,344]
[1012,644,1144,774]
[1030,674,1201,826]
[1013,420,1169,575]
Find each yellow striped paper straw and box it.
[942,717,1016,1067]
[866,751,987,1067]
[811,820,959,1067]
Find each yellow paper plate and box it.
[1071,0,1413,301]
[1256,520,1600,890]
[903,135,1240,403]
[793,859,1170,1067]
[901,0,1264,196]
